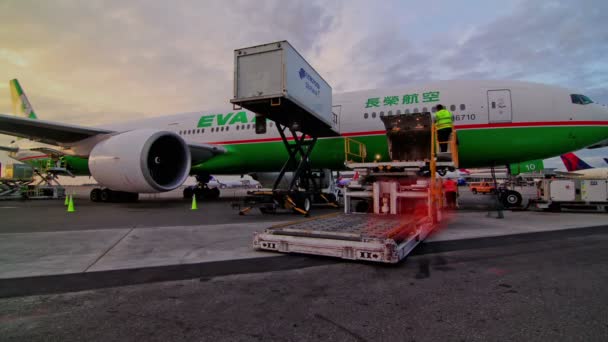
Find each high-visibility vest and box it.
[435,109,453,130]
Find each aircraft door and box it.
[487,90,512,123]
[331,105,341,133]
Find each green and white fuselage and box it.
[6,79,608,192]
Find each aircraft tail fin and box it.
[9,79,37,119]
[560,153,593,171]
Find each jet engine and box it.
[89,129,191,193]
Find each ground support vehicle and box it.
[253,110,457,263]
[529,178,608,212]
[230,41,339,216]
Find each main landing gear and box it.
[182,174,221,201]
[90,188,139,202]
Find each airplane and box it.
[1,78,607,205]
[557,152,608,179]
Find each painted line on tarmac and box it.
[414,224,608,256]
[1,224,607,299]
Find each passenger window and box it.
[396,109,401,115]
[413,108,419,113]
[364,113,369,119]
[226,126,229,131]
[450,105,456,111]
[236,125,240,130]
[221,127,225,132]
[460,104,466,110]
[202,129,205,133]
[388,110,393,116]
[431,106,437,113]
[422,107,428,113]
[405,109,410,114]
[247,124,251,129]
[372,112,377,118]
[380,111,385,117]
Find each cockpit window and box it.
[571,94,594,105]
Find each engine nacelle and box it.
[89,129,191,193]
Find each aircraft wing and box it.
[554,170,584,177]
[188,142,226,164]
[587,138,608,149]
[0,145,18,152]
[0,113,225,164]
[0,113,112,145]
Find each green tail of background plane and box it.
[10,79,37,119]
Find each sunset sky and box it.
[1,0,607,169]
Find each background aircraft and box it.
[557,152,608,179]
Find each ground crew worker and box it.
[434,104,454,152]
[443,177,458,209]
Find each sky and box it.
[0,0,607,170]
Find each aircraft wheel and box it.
[100,189,112,202]
[183,187,193,199]
[210,187,221,199]
[502,190,522,208]
[193,188,204,201]
[90,188,101,202]
[128,192,139,202]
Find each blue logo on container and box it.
[298,67,320,96]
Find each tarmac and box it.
[0,186,607,340]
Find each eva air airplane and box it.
[1,79,607,202]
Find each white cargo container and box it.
[549,180,576,201]
[531,178,608,212]
[231,41,337,136]
[581,180,608,202]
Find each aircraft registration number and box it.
[454,114,476,121]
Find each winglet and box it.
[9,79,37,119]
[560,152,593,171]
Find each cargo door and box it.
[331,105,341,133]
[487,90,512,123]
[380,112,432,161]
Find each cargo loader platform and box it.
[251,111,457,263]
[253,213,434,263]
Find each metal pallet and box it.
[253,213,434,263]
